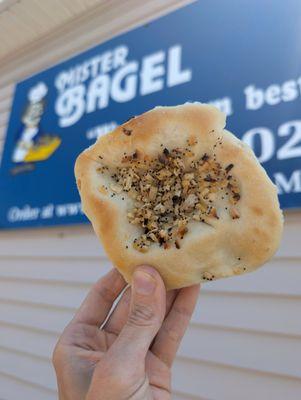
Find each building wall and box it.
[0,1,301,399]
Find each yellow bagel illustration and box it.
[24,136,61,162]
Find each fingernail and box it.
[133,270,156,295]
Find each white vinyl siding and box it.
[0,1,300,399]
[0,220,300,400]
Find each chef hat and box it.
[28,82,48,103]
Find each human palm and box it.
[53,267,199,400]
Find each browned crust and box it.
[75,103,283,289]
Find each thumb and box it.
[112,265,166,362]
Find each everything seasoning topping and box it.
[225,163,234,173]
[97,143,241,252]
[122,127,132,136]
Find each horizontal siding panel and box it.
[0,144,3,164]
[0,372,56,400]
[194,292,301,336]
[0,97,11,114]
[206,258,301,296]
[0,300,73,333]
[172,357,301,400]
[0,110,9,127]
[0,213,299,258]
[179,324,301,378]
[0,128,6,147]
[2,318,300,381]
[2,330,300,399]
[0,347,56,391]
[5,284,301,334]
[0,278,89,309]
[0,257,108,284]
[1,256,300,296]
[0,232,298,397]
[0,84,13,102]
[0,125,7,142]
[1,278,301,336]
[276,212,301,257]
[173,393,206,400]
[0,227,104,258]
[1,326,300,399]
[0,138,4,160]
[0,322,58,359]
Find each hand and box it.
[53,265,200,400]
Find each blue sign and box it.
[1,0,301,228]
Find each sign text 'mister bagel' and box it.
[55,45,191,127]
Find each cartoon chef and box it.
[12,81,60,164]
[12,82,47,162]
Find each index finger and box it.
[71,269,127,327]
[151,284,200,367]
